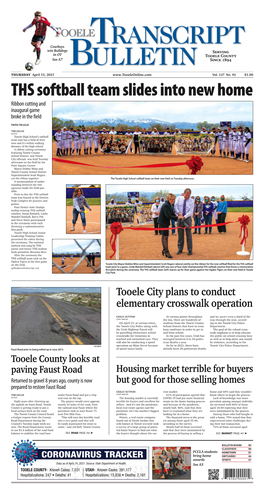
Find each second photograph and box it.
[106,185,253,261]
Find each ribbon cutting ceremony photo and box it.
[106,184,253,261]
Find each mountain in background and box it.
[58,117,253,130]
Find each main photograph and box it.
[52,101,253,176]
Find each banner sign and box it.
[139,135,175,154]
[175,134,214,155]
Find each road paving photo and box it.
[11,290,101,345]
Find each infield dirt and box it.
[53,142,253,175]
[52,256,101,274]
[106,212,253,261]
[66,205,101,234]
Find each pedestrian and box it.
[174,188,194,255]
[151,197,162,235]
[216,195,228,233]
[157,193,178,258]
[203,196,214,234]
[193,196,203,234]
[71,187,92,234]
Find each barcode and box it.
[223,469,252,479]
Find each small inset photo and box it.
[66,184,101,234]
[11,288,101,345]
[153,447,191,480]
[52,239,101,274]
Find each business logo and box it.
[12,440,38,465]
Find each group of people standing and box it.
[157,448,187,478]
[85,252,96,267]
[210,126,252,162]
[151,189,228,258]
[54,125,252,161]
[193,194,227,235]
[54,126,183,156]
[54,127,101,156]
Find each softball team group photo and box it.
[52,102,253,175]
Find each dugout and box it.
[52,252,100,258]
[226,200,253,208]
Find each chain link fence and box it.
[52,239,101,274]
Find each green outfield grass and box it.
[67,198,101,206]
[227,207,253,213]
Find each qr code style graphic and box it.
[208,469,219,480]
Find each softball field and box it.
[53,142,253,175]
[52,256,101,274]
[66,205,101,234]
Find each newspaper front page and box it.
[6,1,261,493]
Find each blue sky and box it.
[52,240,101,255]
[53,102,253,123]
[106,184,253,199]
[12,288,101,294]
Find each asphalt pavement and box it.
[11,296,101,345]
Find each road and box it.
[11,296,101,345]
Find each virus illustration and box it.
[12,440,38,465]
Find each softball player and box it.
[213,128,221,155]
[228,127,234,158]
[86,128,94,154]
[65,128,71,155]
[242,127,252,162]
[217,128,224,156]
[210,128,216,155]
[222,129,229,157]
[67,128,74,155]
[80,127,87,155]
[93,130,100,153]
[232,128,239,159]
[54,128,62,156]
[61,128,68,156]
[237,127,244,160]
[72,129,81,155]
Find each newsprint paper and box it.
[4,1,262,493]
